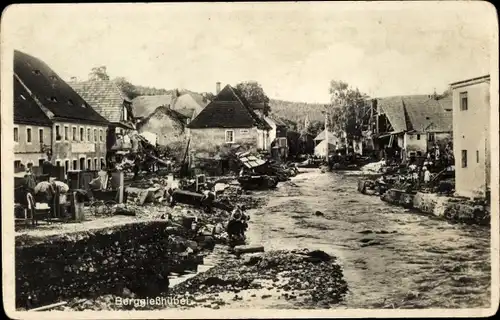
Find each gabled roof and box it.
[131,94,174,118]
[314,129,337,141]
[187,85,271,130]
[14,76,52,126]
[404,96,453,133]
[14,50,109,125]
[136,105,187,131]
[69,79,130,123]
[377,94,453,133]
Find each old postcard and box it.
[1,1,498,319]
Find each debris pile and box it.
[168,249,348,308]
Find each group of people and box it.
[226,205,250,243]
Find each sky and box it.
[2,2,497,103]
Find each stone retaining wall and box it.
[380,188,490,226]
[413,192,489,226]
[16,221,202,309]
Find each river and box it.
[246,168,491,309]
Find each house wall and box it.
[190,127,260,153]
[452,79,490,198]
[137,112,186,146]
[52,122,107,171]
[13,123,52,167]
[405,133,427,154]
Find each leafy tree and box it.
[114,77,140,99]
[202,92,216,102]
[88,66,110,80]
[235,81,271,116]
[307,120,324,137]
[328,80,369,147]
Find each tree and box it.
[88,66,110,80]
[328,80,369,148]
[202,92,216,102]
[306,120,324,137]
[114,77,140,99]
[235,81,271,116]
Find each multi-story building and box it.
[14,50,109,174]
[450,75,491,198]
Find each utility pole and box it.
[324,108,329,161]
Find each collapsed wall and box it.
[16,221,202,309]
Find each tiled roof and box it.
[187,85,271,130]
[69,79,129,123]
[14,76,52,126]
[131,94,174,118]
[14,50,109,125]
[377,94,453,133]
[404,96,453,132]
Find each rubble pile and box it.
[217,185,268,210]
[168,248,348,308]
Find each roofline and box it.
[450,75,490,87]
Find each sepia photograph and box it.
[1,1,498,318]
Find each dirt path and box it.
[246,168,491,309]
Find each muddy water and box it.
[246,168,491,309]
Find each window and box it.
[100,158,105,169]
[476,150,480,163]
[72,126,77,141]
[123,107,128,121]
[461,150,468,168]
[460,92,468,111]
[416,134,421,140]
[14,127,19,142]
[94,158,98,170]
[38,159,45,167]
[72,160,78,170]
[39,128,44,144]
[80,127,84,141]
[428,133,435,142]
[225,130,235,143]
[55,160,61,167]
[80,157,85,170]
[64,160,70,174]
[87,128,91,141]
[14,160,21,169]
[64,125,69,141]
[94,129,97,141]
[87,159,92,170]
[99,129,104,142]
[56,125,61,141]
[26,127,32,143]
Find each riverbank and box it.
[380,189,490,226]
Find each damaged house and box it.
[371,93,453,159]
[135,106,190,146]
[186,83,272,153]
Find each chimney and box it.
[216,82,221,95]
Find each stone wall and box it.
[413,192,489,225]
[380,189,490,226]
[15,221,201,309]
